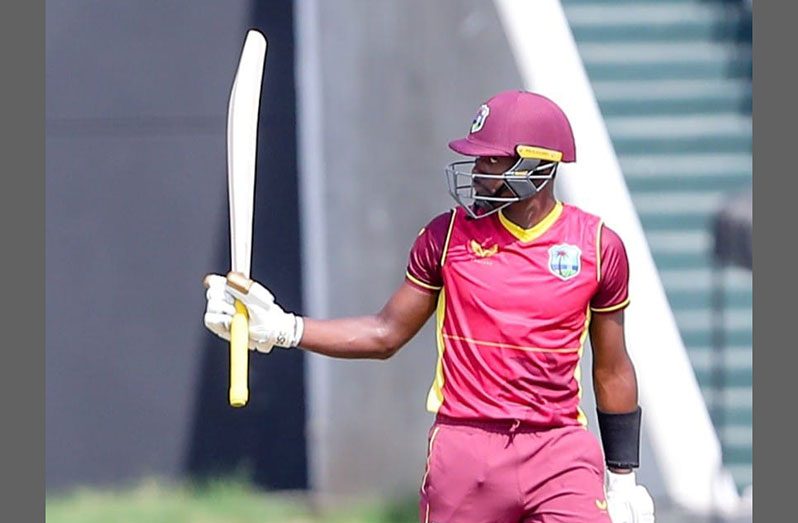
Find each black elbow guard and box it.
[596,406,642,469]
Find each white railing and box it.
[493,0,746,515]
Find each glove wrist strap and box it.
[606,470,637,491]
[291,316,305,347]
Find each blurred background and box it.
[46,0,752,522]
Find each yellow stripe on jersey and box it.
[406,271,442,291]
[425,210,456,414]
[426,289,448,413]
[442,333,581,353]
[574,306,592,427]
[591,298,631,313]
[596,220,604,282]
[498,201,563,243]
[440,208,457,266]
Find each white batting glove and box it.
[606,471,655,523]
[204,274,237,339]
[203,274,304,353]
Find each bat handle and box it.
[229,300,249,407]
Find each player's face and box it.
[445,153,558,219]
[472,156,517,196]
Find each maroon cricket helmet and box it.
[448,90,576,163]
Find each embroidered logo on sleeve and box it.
[548,244,582,280]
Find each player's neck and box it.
[502,193,558,230]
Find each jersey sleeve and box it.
[591,224,631,312]
[405,211,453,294]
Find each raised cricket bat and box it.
[226,29,267,407]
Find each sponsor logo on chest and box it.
[467,239,499,265]
[469,239,499,258]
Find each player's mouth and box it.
[473,179,497,196]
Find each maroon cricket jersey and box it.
[405,202,630,428]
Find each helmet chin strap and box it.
[504,158,558,199]
[472,180,517,216]
[470,199,514,219]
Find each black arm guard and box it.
[597,407,642,469]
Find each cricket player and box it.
[204,90,655,523]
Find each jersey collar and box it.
[498,201,564,243]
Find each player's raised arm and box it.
[203,273,437,360]
[203,211,451,360]
[298,282,437,359]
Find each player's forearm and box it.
[593,359,638,413]
[594,359,641,473]
[297,316,401,360]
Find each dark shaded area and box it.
[46,1,271,491]
[712,188,752,270]
[185,1,308,490]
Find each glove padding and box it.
[606,471,655,523]
[203,274,304,353]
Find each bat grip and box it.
[229,300,249,407]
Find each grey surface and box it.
[46,0,248,490]
[305,0,513,499]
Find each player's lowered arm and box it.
[589,310,638,413]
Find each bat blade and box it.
[226,29,267,408]
[228,30,267,278]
